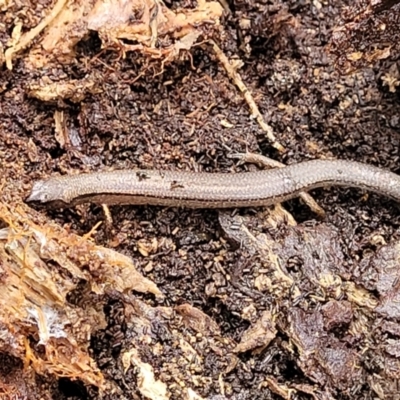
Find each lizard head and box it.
[26,179,70,207]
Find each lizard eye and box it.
[41,193,50,202]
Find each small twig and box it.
[82,221,103,241]
[149,0,160,48]
[229,152,326,218]
[102,204,113,226]
[210,40,284,152]
[5,0,68,70]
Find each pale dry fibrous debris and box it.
[329,0,400,72]
[0,200,162,390]
[4,0,69,70]
[27,74,102,103]
[0,199,242,398]
[3,0,223,70]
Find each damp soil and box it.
[1,0,400,399]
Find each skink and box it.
[26,160,400,208]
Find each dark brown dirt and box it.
[2,0,400,399]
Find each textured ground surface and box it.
[1,0,400,399]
